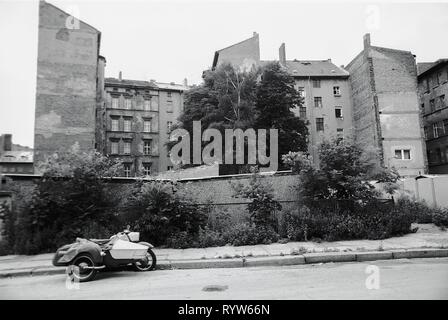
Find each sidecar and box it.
[53,236,154,282]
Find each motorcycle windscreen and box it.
[109,239,148,260]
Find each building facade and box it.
[345,34,427,176]
[417,59,448,173]
[34,1,102,170]
[278,46,353,163]
[0,134,34,174]
[212,34,354,167]
[101,75,187,177]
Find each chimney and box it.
[183,78,188,87]
[253,31,258,37]
[363,33,371,49]
[118,71,122,81]
[3,134,12,152]
[279,43,286,67]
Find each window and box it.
[430,99,436,112]
[143,140,151,155]
[167,92,172,98]
[111,118,119,131]
[167,100,173,113]
[444,119,448,134]
[436,72,442,86]
[144,99,151,111]
[143,119,152,132]
[314,97,322,108]
[433,121,444,138]
[167,165,173,171]
[151,97,159,111]
[336,128,344,137]
[335,107,343,119]
[123,164,131,177]
[424,126,429,140]
[426,78,430,92]
[167,121,173,133]
[312,79,321,88]
[395,149,411,160]
[297,87,305,98]
[439,95,446,109]
[299,106,307,119]
[123,118,132,132]
[316,118,324,131]
[333,86,341,96]
[112,97,119,109]
[110,141,119,154]
[123,141,131,155]
[143,164,152,176]
[124,98,132,110]
[421,103,425,114]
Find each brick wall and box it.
[34,2,100,171]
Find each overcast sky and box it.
[1,0,448,148]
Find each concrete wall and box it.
[34,1,100,170]
[398,175,448,208]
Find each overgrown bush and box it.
[283,200,415,242]
[232,171,282,230]
[125,181,207,246]
[221,222,279,246]
[2,147,122,254]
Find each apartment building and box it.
[418,59,448,173]
[345,34,427,176]
[101,74,187,177]
[212,33,353,165]
[277,45,353,162]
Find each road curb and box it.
[1,248,447,278]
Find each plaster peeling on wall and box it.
[35,110,92,138]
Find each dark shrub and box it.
[284,200,414,242]
[222,223,279,246]
[125,181,207,246]
[432,208,448,228]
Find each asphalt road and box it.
[0,258,447,300]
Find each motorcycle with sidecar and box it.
[52,229,156,282]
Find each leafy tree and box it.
[282,138,400,202]
[254,62,308,168]
[11,145,123,254]
[168,62,309,172]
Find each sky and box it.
[1,0,448,148]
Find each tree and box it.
[282,138,400,203]
[11,145,123,254]
[254,62,309,168]
[169,62,309,172]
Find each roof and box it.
[261,59,349,77]
[0,151,33,163]
[155,82,190,92]
[105,77,158,88]
[105,77,189,92]
[417,59,448,78]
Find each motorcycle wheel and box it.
[69,255,98,282]
[133,248,157,271]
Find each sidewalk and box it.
[1,223,447,278]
